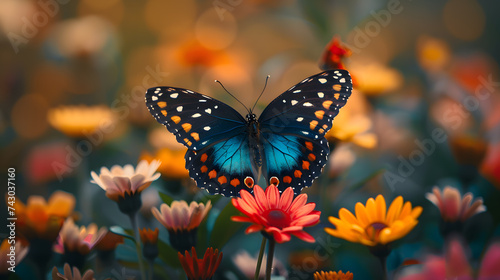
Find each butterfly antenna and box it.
[215,80,250,113]
[251,75,270,113]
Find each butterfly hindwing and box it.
[258,69,352,192]
[145,87,247,151]
[185,134,257,196]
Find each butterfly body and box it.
[145,69,352,197]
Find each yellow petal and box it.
[386,196,403,225]
[375,195,387,222]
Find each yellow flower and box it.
[417,36,450,72]
[48,105,117,138]
[141,149,189,179]
[325,195,422,246]
[314,270,353,280]
[13,191,75,241]
[326,94,377,149]
[350,62,403,96]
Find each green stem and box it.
[254,237,267,280]
[265,238,276,280]
[149,260,154,280]
[129,214,147,280]
[378,255,388,280]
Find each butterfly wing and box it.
[145,87,257,196]
[258,69,352,194]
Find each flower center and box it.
[366,222,388,241]
[264,209,291,229]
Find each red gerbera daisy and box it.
[178,247,223,280]
[231,184,321,243]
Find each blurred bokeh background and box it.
[1,0,500,279]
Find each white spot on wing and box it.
[303,102,313,107]
[340,78,346,83]
[296,117,304,122]
[205,108,211,114]
[177,106,183,112]
[152,96,158,101]
[291,100,298,105]
[317,92,324,98]
[170,93,178,98]
[204,126,211,131]
[192,113,202,118]
[318,78,327,84]
[293,90,301,93]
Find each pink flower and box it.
[397,239,500,280]
[426,186,486,222]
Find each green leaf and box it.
[158,192,174,206]
[157,239,181,268]
[109,226,135,241]
[208,200,244,249]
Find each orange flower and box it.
[314,270,353,280]
[139,228,159,245]
[326,195,422,246]
[139,228,159,262]
[178,247,222,280]
[231,184,320,243]
[12,191,75,241]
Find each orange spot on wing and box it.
[294,170,302,178]
[310,120,318,130]
[333,84,342,91]
[183,138,192,146]
[302,161,310,170]
[308,153,316,161]
[305,141,313,151]
[230,178,240,187]
[283,176,292,184]
[182,123,192,132]
[200,154,208,162]
[319,128,325,134]
[161,110,167,116]
[269,176,279,186]
[191,132,199,141]
[218,176,227,184]
[157,101,167,108]
[322,100,333,109]
[315,110,325,120]
[322,124,328,129]
[171,116,181,124]
[244,177,254,188]
[200,165,208,173]
[208,170,217,179]
[334,93,340,99]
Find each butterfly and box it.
[145,69,352,197]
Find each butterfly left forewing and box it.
[258,69,352,192]
[145,86,247,151]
